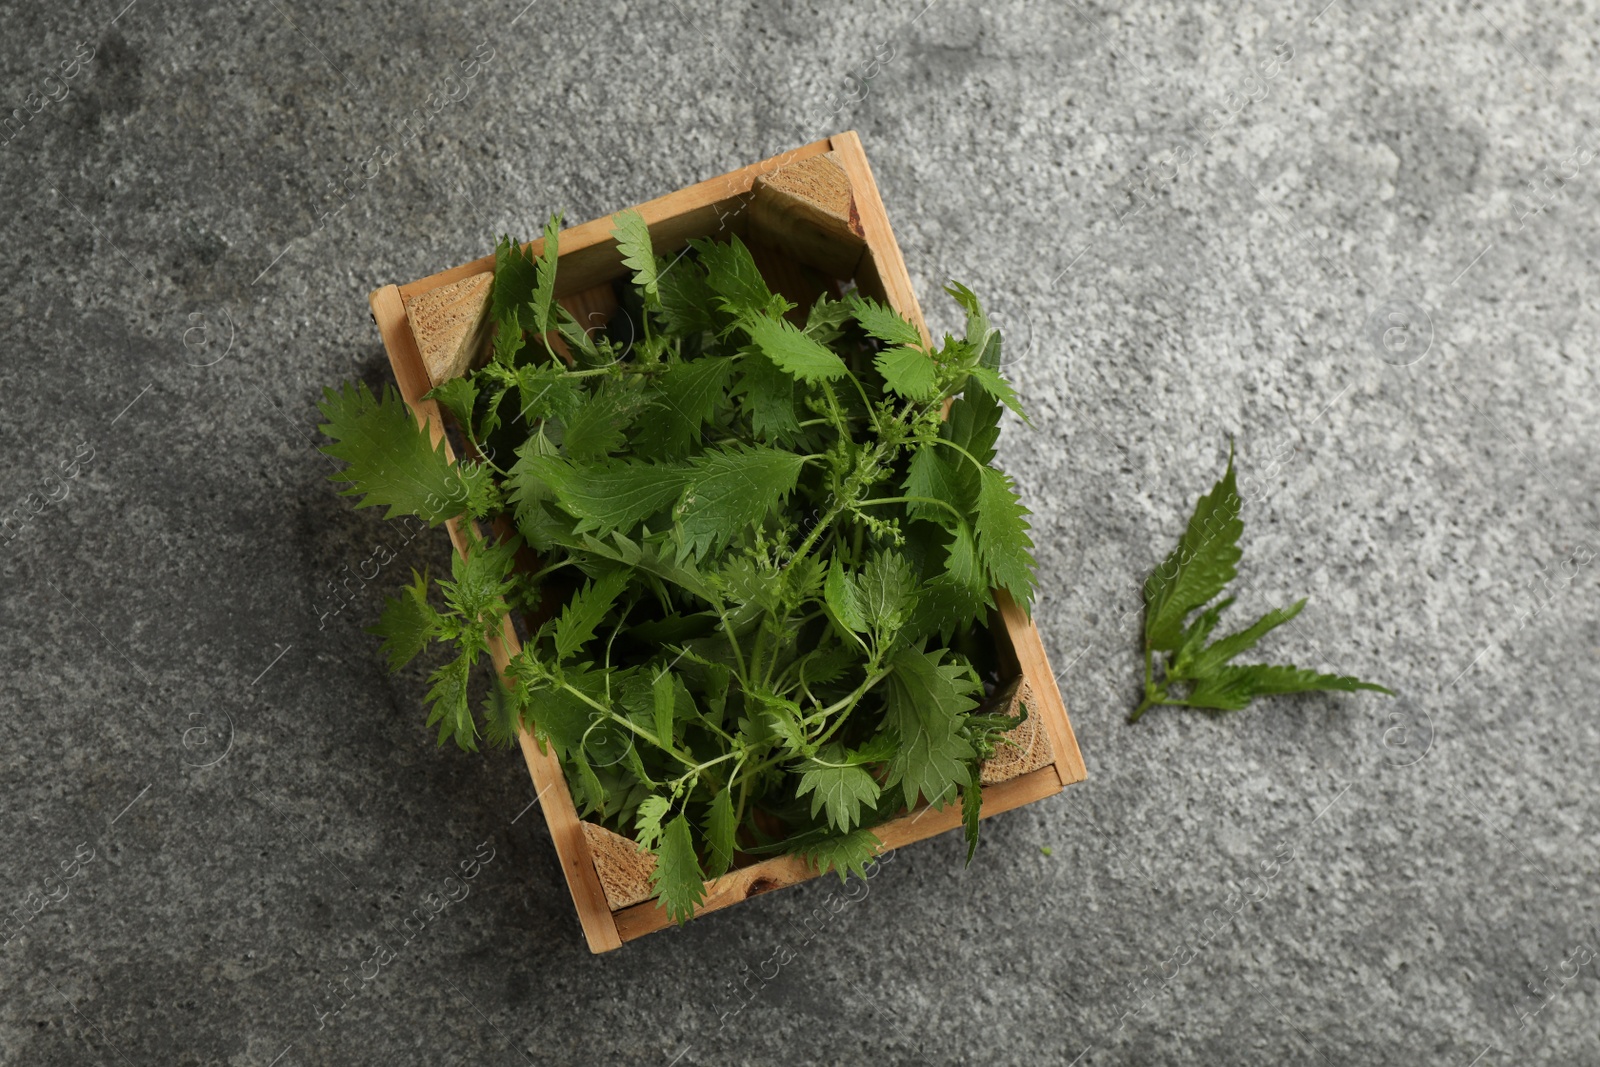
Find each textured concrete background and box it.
[2,0,1597,1064]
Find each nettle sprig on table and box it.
[317,212,1039,921]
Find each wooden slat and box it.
[827,131,932,345]
[612,765,1061,942]
[367,284,623,953]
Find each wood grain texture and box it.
[978,677,1057,785]
[403,270,493,386]
[368,284,623,953]
[581,822,659,910]
[748,151,866,276]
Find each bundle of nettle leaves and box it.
[319,213,1036,922]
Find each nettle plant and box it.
[318,212,1038,921]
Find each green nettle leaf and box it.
[651,668,676,750]
[425,376,480,432]
[824,558,869,635]
[945,281,1003,370]
[559,381,650,461]
[547,457,689,535]
[1134,448,1392,721]
[553,570,629,661]
[805,293,854,343]
[656,254,719,337]
[703,789,737,879]
[904,444,965,522]
[611,209,658,298]
[881,647,979,808]
[875,345,939,401]
[424,652,477,751]
[1183,664,1394,712]
[633,355,735,458]
[848,293,924,348]
[318,381,490,523]
[742,313,849,383]
[692,234,772,316]
[855,550,916,641]
[514,363,585,426]
[730,350,801,444]
[675,444,807,559]
[1180,599,1305,678]
[974,465,1036,608]
[794,828,883,884]
[530,214,562,335]
[1143,451,1243,652]
[961,766,983,864]
[327,209,1046,924]
[652,812,706,924]
[369,569,441,671]
[492,235,539,332]
[796,746,882,833]
[965,364,1029,424]
[634,795,671,850]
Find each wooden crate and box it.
[367,131,1087,952]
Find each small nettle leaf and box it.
[703,788,737,879]
[691,234,772,317]
[796,745,882,833]
[875,345,940,401]
[425,376,480,432]
[634,794,671,850]
[1184,664,1394,712]
[558,379,651,461]
[965,364,1030,424]
[1182,599,1306,679]
[513,363,585,426]
[904,444,966,523]
[741,313,849,383]
[656,253,719,337]
[368,569,442,671]
[944,281,1003,370]
[824,558,868,635]
[553,570,629,662]
[424,652,477,752]
[848,293,924,349]
[961,765,983,865]
[652,812,706,925]
[730,349,801,445]
[1143,450,1243,652]
[805,293,854,344]
[856,550,917,641]
[611,209,658,298]
[974,465,1036,609]
[438,536,519,626]
[651,668,676,750]
[530,214,562,336]
[492,235,539,333]
[633,355,736,458]
[793,828,883,884]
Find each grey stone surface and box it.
[1,0,1596,1064]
